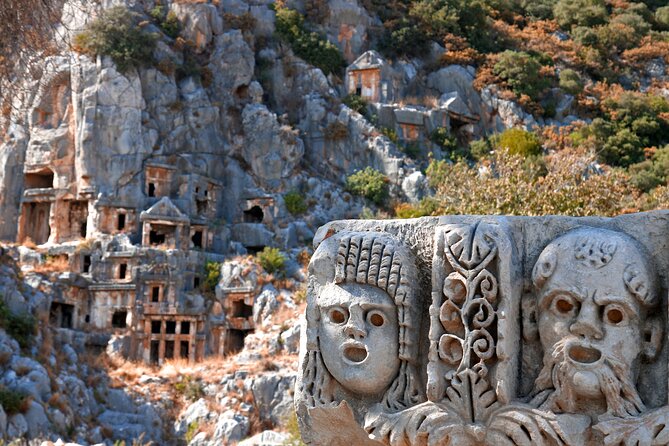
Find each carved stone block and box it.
[295,213,669,446]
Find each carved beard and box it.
[532,337,645,418]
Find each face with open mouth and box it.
[536,243,646,406]
[318,282,400,396]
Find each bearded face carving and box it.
[531,228,662,418]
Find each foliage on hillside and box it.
[73,6,157,73]
[347,0,669,217]
[426,151,641,216]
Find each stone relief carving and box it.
[296,231,425,445]
[295,218,669,446]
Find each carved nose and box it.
[344,323,366,340]
[570,320,604,340]
[569,300,603,340]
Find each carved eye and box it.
[329,307,348,324]
[604,305,626,325]
[367,311,385,327]
[552,295,578,317]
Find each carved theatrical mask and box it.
[532,228,662,418]
[318,282,400,396]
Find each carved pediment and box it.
[140,197,189,223]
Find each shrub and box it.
[283,410,307,446]
[425,151,638,216]
[0,386,30,415]
[394,197,439,218]
[559,69,584,95]
[378,19,430,59]
[346,167,388,204]
[430,127,458,153]
[520,0,555,20]
[174,376,204,402]
[223,12,257,32]
[407,0,498,53]
[629,146,669,192]
[73,6,157,73]
[256,247,286,275]
[176,45,202,81]
[150,6,180,38]
[203,261,221,292]
[574,93,669,167]
[323,121,349,140]
[470,138,492,160]
[656,7,669,31]
[381,127,399,144]
[275,7,345,75]
[0,300,36,349]
[401,142,422,159]
[284,191,308,215]
[495,128,543,158]
[185,421,199,444]
[553,0,608,30]
[162,11,181,39]
[343,94,368,116]
[493,51,552,101]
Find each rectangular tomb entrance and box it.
[19,202,51,245]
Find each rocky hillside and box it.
[0,0,669,444]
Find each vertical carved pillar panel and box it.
[428,221,520,407]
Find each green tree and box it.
[655,6,669,31]
[275,7,345,75]
[346,167,388,204]
[495,128,543,157]
[256,247,287,275]
[553,0,608,30]
[493,51,552,100]
[73,6,157,73]
[559,69,584,95]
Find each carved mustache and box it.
[534,337,645,418]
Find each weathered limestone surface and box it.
[296,211,669,445]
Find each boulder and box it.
[280,320,302,354]
[212,410,249,444]
[250,373,297,425]
[428,65,482,118]
[172,3,223,52]
[208,30,255,97]
[175,398,211,435]
[241,104,304,183]
[401,171,428,203]
[7,413,27,438]
[253,285,280,326]
[0,404,6,438]
[24,400,50,438]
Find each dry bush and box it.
[442,33,484,66]
[622,36,669,66]
[48,392,70,413]
[33,254,69,274]
[427,150,640,216]
[323,121,349,140]
[397,95,439,108]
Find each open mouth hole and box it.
[568,345,602,364]
[343,346,368,363]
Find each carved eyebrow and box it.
[358,302,395,311]
[539,288,583,310]
[593,294,639,318]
